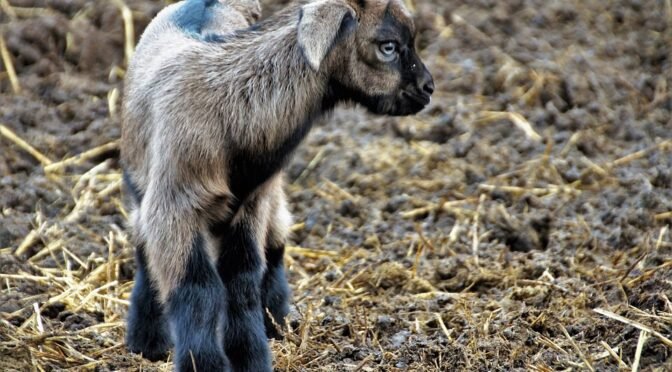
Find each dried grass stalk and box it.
[0,124,52,166]
[594,308,672,348]
[560,325,595,372]
[44,141,119,174]
[110,0,135,64]
[475,111,542,142]
[0,34,20,93]
[631,330,649,372]
[599,341,628,369]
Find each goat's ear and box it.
[297,0,357,71]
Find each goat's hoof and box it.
[174,351,231,372]
[128,346,170,362]
[126,330,172,362]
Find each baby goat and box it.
[121,0,434,371]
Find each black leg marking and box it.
[216,223,272,372]
[126,243,172,361]
[166,234,230,372]
[261,244,290,340]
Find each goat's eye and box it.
[379,42,397,56]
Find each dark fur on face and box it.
[326,0,434,116]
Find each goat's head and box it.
[298,0,434,116]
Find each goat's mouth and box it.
[382,90,430,116]
[346,89,429,117]
[401,90,431,106]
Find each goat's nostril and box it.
[423,81,435,95]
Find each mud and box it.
[1,0,671,371]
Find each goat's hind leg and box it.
[141,182,230,372]
[124,173,172,361]
[164,233,229,372]
[126,242,172,361]
[214,197,273,372]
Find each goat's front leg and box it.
[141,184,230,372]
[214,199,272,372]
[261,177,291,339]
[261,242,290,339]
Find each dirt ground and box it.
[1,0,671,370]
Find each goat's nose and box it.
[423,79,435,95]
[418,69,434,96]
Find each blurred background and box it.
[1,0,671,370]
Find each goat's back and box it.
[121,0,252,189]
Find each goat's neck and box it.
[200,21,330,152]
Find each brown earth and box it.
[1,0,671,371]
